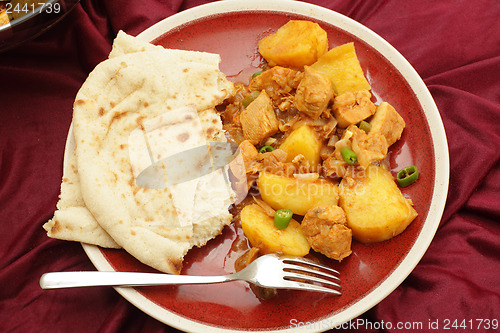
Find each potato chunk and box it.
[258,172,339,216]
[258,20,328,68]
[240,204,310,256]
[294,66,334,119]
[240,90,279,145]
[339,165,418,243]
[368,102,406,146]
[279,125,322,169]
[311,42,371,94]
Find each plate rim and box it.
[81,0,450,332]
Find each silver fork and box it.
[40,253,341,295]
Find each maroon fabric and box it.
[1,1,499,332]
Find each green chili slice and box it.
[397,165,419,187]
[359,120,371,133]
[274,209,293,230]
[259,145,275,153]
[241,91,260,108]
[251,70,264,79]
[341,147,357,165]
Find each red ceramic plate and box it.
[80,1,449,332]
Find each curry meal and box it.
[44,20,419,299]
[220,21,418,288]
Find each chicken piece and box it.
[301,205,352,261]
[238,140,261,174]
[235,144,295,178]
[368,102,405,146]
[294,66,334,119]
[240,90,279,145]
[333,125,388,168]
[352,130,388,168]
[259,148,295,176]
[332,89,376,128]
[248,66,303,104]
[322,157,357,179]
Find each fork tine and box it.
[282,279,341,295]
[283,264,340,282]
[282,257,340,276]
[283,271,341,289]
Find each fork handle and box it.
[40,271,235,289]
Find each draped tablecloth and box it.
[1,1,499,332]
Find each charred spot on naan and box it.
[50,220,61,233]
[206,127,216,138]
[128,176,136,187]
[110,111,133,125]
[136,115,146,129]
[129,177,142,195]
[177,132,190,142]
[169,258,184,275]
[74,99,86,107]
[48,219,74,233]
[111,172,119,183]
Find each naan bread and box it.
[44,31,236,274]
[109,30,220,67]
[43,131,120,248]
